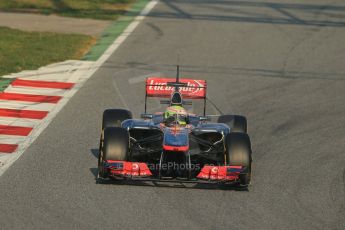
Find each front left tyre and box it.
[218,115,247,133]
[224,132,252,186]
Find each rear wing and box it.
[145,77,207,115]
[146,77,207,99]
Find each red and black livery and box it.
[97,67,252,188]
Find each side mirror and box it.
[141,113,154,119]
[199,116,210,122]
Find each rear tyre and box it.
[218,115,247,133]
[98,127,129,179]
[102,109,132,130]
[225,132,252,186]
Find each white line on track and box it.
[0,0,159,176]
[128,72,162,84]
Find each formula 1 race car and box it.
[97,67,252,187]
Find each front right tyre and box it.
[102,109,132,130]
[98,109,131,179]
[98,127,129,179]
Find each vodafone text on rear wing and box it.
[145,77,207,115]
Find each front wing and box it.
[99,160,248,185]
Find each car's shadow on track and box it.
[89,148,248,192]
[90,148,99,159]
[89,148,99,179]
[97,179,249,192]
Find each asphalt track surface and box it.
[1,0,345,229]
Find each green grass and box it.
[83,0,150,60]
[0,26,95,77]
[0,78,13,92]
[0,0,134,20]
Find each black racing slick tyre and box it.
[218,115,247,133]
[98,109,131,176]
[103,127,129,161]
[225,132,252,186]
[102,109,132,130]
[98,127,129,179]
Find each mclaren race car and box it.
[97,67,252,187]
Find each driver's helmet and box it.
[164,105,188,126]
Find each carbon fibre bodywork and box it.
[98,74,251,185]
[118,114,233,180]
